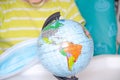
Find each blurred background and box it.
[75,0,120,55]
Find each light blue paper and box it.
[0,39,39,80]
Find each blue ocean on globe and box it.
[37,20,94,77]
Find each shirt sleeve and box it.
[63,0,86,26]
[0,7,2,27]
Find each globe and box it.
[38,19,94,77]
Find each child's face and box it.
[23,0,48,7]
[29,0,44,3]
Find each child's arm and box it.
[117,0,120,44]
[0,7,2,27]
[0,6,2,54]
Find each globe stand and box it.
[54,76,78,80]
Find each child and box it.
[0,0,85,54]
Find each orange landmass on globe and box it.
[62,42,82,70]
[64,42,82,61]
